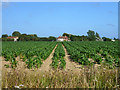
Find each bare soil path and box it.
[39,44,58,72]
[2,44,82,73]
[62,45,82,73]
[1,56,12,72]
[2,44,58,74]
[16,56,27,70]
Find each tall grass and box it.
[2,65,119,88]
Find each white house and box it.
[7,36,19,42]
[56,36,70,42]
[96,37,103,41]
[111,39,115,42]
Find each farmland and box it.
[2,42,57,69]
[1,41,120,88]
[63,41,120,67]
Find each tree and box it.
[2,38,7,41]
[12,31,21,37]
[33,34,37,37]
[102,37,111,41]
[81,35,88,41]
[48,36,56,41]
[22,34,27,36]
[113,37,118,40]
[25,36,31,41]
[96,32,100,38]
[62,33,70,38]
[28,34,37,37]
[87,30,96,41]
[19,36,24,41]
[70,35,74,41]
[2,34,8,38]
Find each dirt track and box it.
[39,44,58,72]
[2,44,82,73]
[62,45,82,73]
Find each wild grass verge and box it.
[2,66,120,88]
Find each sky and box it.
[2,2,118,39]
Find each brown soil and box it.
[15,56,27,70]
[1,56,12,73]
[62,45,82,73]
[2,44,86,74]
[38,44,58,72]
[2,45,58,75]
[88,58,94,63]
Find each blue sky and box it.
[2,2,118,38]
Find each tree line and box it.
[1,30,118,41]
[63,30,118,41]
[1,31,56,41]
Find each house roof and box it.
[7,36,18,39]
[57,36,68,39]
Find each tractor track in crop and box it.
[62,45,82,73]
[39,44,58,72]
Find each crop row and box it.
[63,41,120,68]
[51,42,66,69]
[2,42,57,68]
